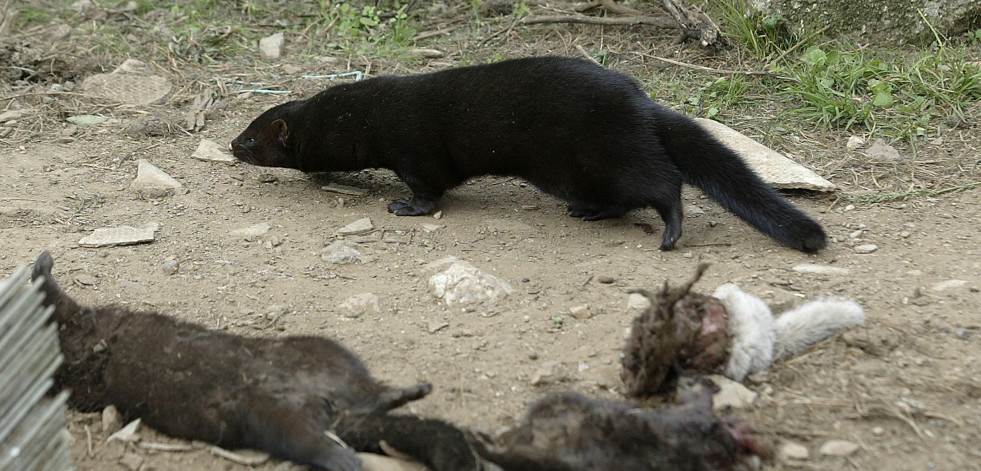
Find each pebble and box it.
[162,259,179,275]
[930,279,967,292]
[190,139,235,163]
[568,304,592,320]
[258,173,279,183]
[322,241,362,264]
[777,441,809,461]
[429,260,513,306]
[708,374,758,410]
[428,320,449,333]
[119,453,144,471]
[597,275,615,284]
[530,361,566,386]
[102,405,122,435]
[337,217,374,236]
[955,328,973,340]
[78,223,158,247]
[259,32,284,59]
[846,135,865,150]
[130,159,182,198]
[338,293,380,318]
[231,222,271,241]
[900,230,911,238]
[420,223,441,233]
[626,292,651,315]
[433,211,443,219]
[854,244,878,254]
[820,440,860,457]
[792,264,850,275]
[866,138,900,161]
[872,426,885,435]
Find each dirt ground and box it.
[2,3,980,471]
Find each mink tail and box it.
[654,108,827,252]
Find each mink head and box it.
[231,102,302,168]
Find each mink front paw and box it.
[387,198,436,216]
[316,448,361,471]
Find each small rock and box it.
[78,223,158,247]
[792,264,850,275]
[338,293,380,318]
[900,230,911,238]
[258,173,279,183]
[626,292,652,316]
[231,222,271,241]
[410,47,444,58]
[708,374,757,410]
[955,328,973,340]
[428,320,449,333]
[849,229,863,239]
[130,159,182,198]
[846,135,865,150]
[102,405,123,435]
[530,361,567,386]
[866,138,900,162]
[568,304,592,320]
[420,223,441,233]
[66,114,108,126]
[597,275,615,284]
[854,244,878,254]
[323,241,362,264]
[118,453,144,471]
[337,217,374,236]
[777,441,809,461]
[819,440,859,457]
[259,32,284,59]
[162,259,179,275]
[359,452,430,471]
[191,139,235,163]
[322,183,367,196]
[433,211,443,219]
[107,419,141,443]
[871,426,885,435]
[929,279,967,292]
[0,108,33,123]
[429,260,513,306]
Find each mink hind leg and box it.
[236,396,361,471]
[336,413,478,471]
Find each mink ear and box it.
[271,119,289,147]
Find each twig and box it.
[479,12,528,47]
[575,45,602,66]
[522,14,675,28]
[641,53,772,76]
[413,24,464,41]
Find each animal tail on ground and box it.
[655,109,828,253]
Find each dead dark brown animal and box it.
[31,251,477,471]
[621,264,730,397]
[471,379,766,471]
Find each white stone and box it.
[708,374,758,410]
[191,139,235,163]
[854,244,878,254]
[259,33,284,60]
[429,260,513,306]
[107,419,141,443]
[820,440,860,456]
[626,292,652,316]
[792,264,850,275]
[338,293,380,318]
[530,361,567,386]
[777,441,809,461]
[929,279,967,292]
[230,222,270,241]
[131,159,182,198]
[359,452,429,471]
[322,241,362,264]
[568,304,592,320]
[866,138,900,162]
[695,118,836,191]
[78,223,158,247]
[846,135,865,150]
[337,217,374,236]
